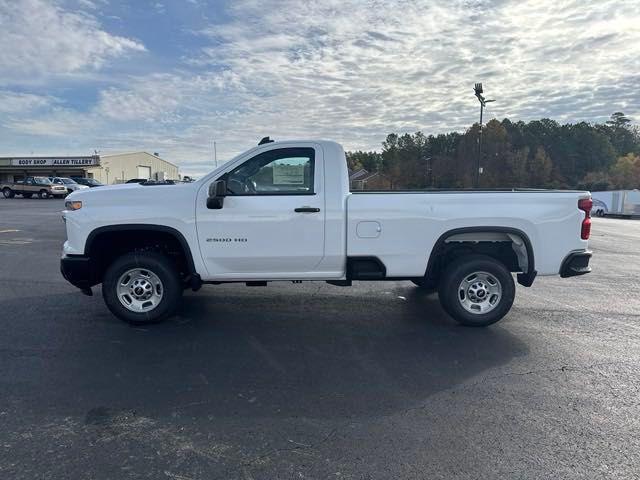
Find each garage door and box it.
[137,166,151,180]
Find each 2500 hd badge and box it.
[206,237,248,243]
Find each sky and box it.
[1,0,639,176]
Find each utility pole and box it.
[473,83,495,188]
[213,140,218,168]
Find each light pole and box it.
[213,140,218,168]
[474,83,495,188]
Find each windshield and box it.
[61,178,76,184]
[73,177,101,185]
[34,177,51,184]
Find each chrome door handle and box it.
[294,207,320,213]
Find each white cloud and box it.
[5,111,85,137]
[74,0,106,10]
[0,0,145,83]
[95,71,243,122]
[0,91,58,114]
[190,0,640,138]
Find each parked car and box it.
[126,178,175,185]
[49,177,90,194]
[1,176,67,199]
[60,139,592,327]
[70,177,104,188]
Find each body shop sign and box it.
[10,157,100,167]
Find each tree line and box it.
[346,112,640,190]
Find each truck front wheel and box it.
[102,252,183,324]
[2,188,14,198]
[438,254,515,327]
[38,190,49,199]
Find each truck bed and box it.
[346,190,589,277]
[351,188,587,194]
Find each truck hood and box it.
[67,182,197,207]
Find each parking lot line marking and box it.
[0,229,20,233]
[0,239,32,245]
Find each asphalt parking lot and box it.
[1,197,639,480]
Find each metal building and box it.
[90,152,179,184]
[0,152,179,185]
[0,156,101,183]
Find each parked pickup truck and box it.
[2,176,68,199]
[61,139,592,327]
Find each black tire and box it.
[438,254,515,327]
[102,251,183,325]
[2,188,14,198]
[38,190,49,199]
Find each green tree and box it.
[599,112,638,157]
[352,112,639,190]
[505,147,529,187]
[528,146,553,187]
[346,150,382,172]
[606,112,631,129]
[609,153,640,189]
[381,134,402,188]
[577,171,611,191]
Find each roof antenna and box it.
[259,136,274,145]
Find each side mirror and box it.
[207,179,227,209]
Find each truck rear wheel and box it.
[438,254,515,327]
[102,252,183,325]
[2,188,14,198]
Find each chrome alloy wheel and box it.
[116,268,164,313]
[457,271,502,314]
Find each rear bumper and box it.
[560,251,592,278]
[60,255,93,290]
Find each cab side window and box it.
[225,148,315,195]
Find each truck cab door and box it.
[195,144,326,279]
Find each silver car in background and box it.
[49,177,90,195]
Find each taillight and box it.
[581,217,591,240]
[578,198,592,240]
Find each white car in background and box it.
[49,177,90,195]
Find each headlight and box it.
[65,200,82,211]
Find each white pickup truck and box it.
[61,139,592,327]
